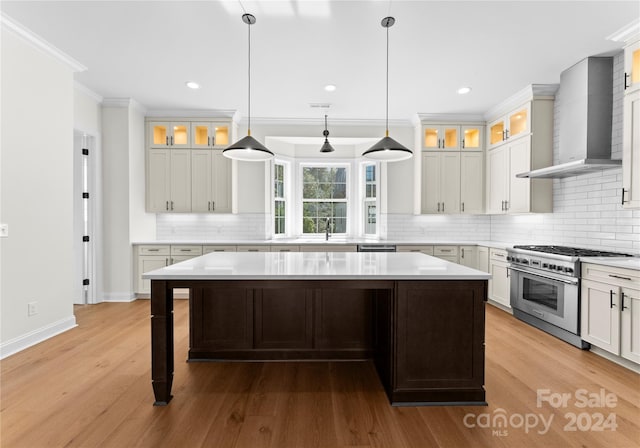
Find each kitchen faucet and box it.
[325,217,331,241]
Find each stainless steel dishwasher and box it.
[356,244,397,252]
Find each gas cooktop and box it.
[511,245,634,258]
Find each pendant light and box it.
[362,16,413,162]
[320,114,335,153]
[223,13,274,161]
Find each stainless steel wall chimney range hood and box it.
[517,57,620,179]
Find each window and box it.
[274,162,286,235]
[301,166,348,234]
[363,164,377,235]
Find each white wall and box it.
[128,102,154,242]
[0,28,77,355]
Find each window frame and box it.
[361,161,380,237]
[271,158,293,238]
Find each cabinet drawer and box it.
[138,245,170,256]
[582,263,640,289]
[170,245,203,256]
[489,248,508,262]
[203,245,237,254]
[270,245,300,252]
[397,245,434,255]
[434,245,458,256]
[237,245,270,252]
[299,245,357,252]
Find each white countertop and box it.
[580,257,640,271]
[142,252,492,281]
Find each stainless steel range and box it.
[507,245,634,349]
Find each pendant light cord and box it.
[247,18,251,136]
[385,23,389,137]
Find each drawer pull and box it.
[610,290,615,309]
[440,249,452,253]
[148,249,160,252]
[180,249,191,252]
[609,274,632,281]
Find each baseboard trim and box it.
[589,346,640,374]
[101,293,136,303]
[0,315,77,359]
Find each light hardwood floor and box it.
[1,300,639,448]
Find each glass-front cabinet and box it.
[191,122,230,148]
[423,124,483,151]
[625,39,640,93]
[487,104,530,150]
[148,121,191,148]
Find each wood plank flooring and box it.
[1,300,639,448]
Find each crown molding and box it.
[145,109,238,119]
[1,12,86,72]
[606,18,640,43]
[248,116,414,128]
[74,82,103,103]
[413,113,486,125]
[484,83,559,121]
[102,98,133,108]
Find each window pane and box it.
[332,183,346,199]
[334,202,347,218]
[366,165,375,182]
[334,218,347,233]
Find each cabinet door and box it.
[211,150,232,212]
[487,118,506,149]
[147,149,171,212]
[170,150,191,212]
[506,105,529,140]
[620,287,640,364]
[255,288,313,349]
[489,261,510,308]
[477,247,489,273]
[486,146,507,214]
[148,121,190,148]
[580,280,620,355]
[460,152,484,214]
[440,152,460,213]
[421,152,441,213]
[624,39,640,93]
[191,150,212,212]
[622,90,640,209]
[508,138,532,213]
[423,125,459,150]
[461,126,483,150]
[137,256,169,294]
[459,246,477,269]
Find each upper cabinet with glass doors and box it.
[148,121,191,148]
[487,104,530,150]
[191,122,230,148]
[421,123,483,151]
[624,38,640,94]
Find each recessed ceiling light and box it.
[457,86,471,95]
[324,84,337,92]
[186,81,200,89]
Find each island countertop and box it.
[142,251,492,281]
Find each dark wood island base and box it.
[151,279,487,407]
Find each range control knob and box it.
[521,259,529,265]
[542,263,549,268]
[507,256,512,262]
[548,264,556,270]
[556,266,564,271]
[564,267,574,274]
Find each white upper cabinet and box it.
[191,122,231,149]
[148,121,191,148]
[624,38,640,94]
[421,152,460,214]
[623,89,640,209]
[422,123,483,151]
[191,149,232,213]
[147,149,191,212]
[487,103,530,150]
[460,152,484,214]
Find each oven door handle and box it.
[509,266,579,285]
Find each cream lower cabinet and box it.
[459,245,477,269]
[622,89,640,209]
[477,246,489,273]
[397,245,434,255]
[147,149,191,212]
[434,245,458,263]
[191,149,232,213]
[421,152,460,214]
[581,263,640,363]
[488,248,510,308]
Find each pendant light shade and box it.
[362,16,413,162]
[320,115,335,153]
[223,13,274,161]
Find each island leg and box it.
[151,279,174,405]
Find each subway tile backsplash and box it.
[157,213,269,241]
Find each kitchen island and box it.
[144,251,490,406]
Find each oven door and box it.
[510,266,579,334]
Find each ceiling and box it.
[2,1,638,124]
